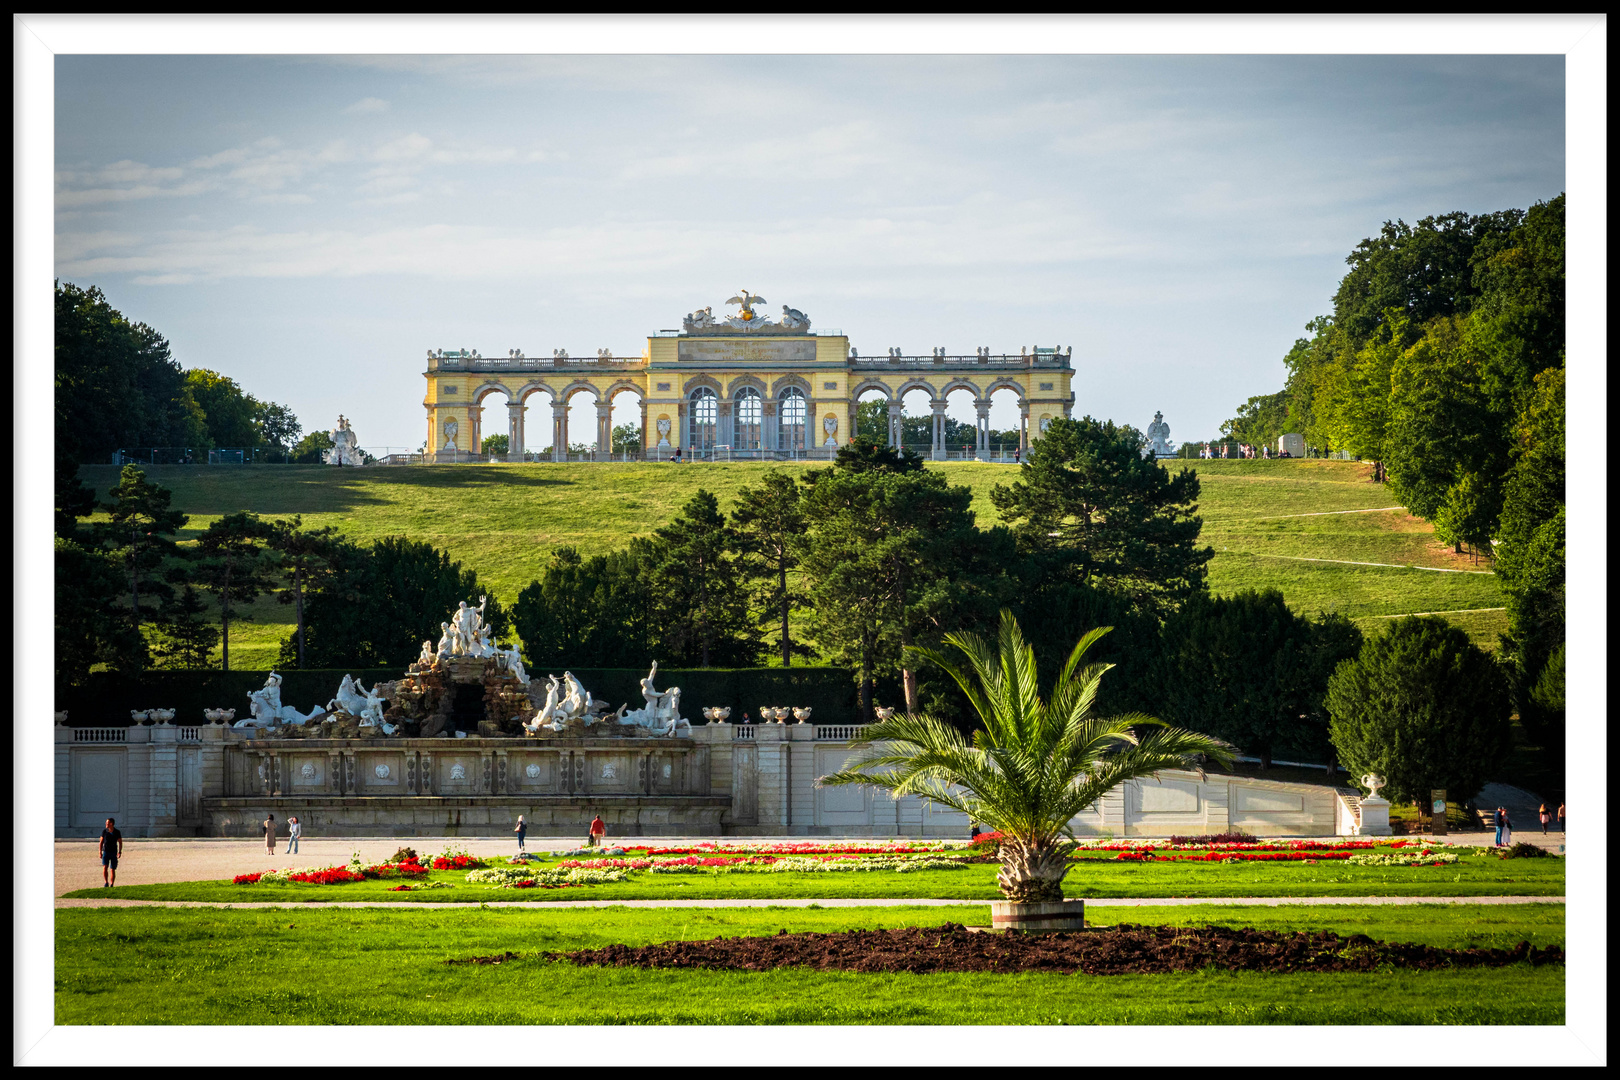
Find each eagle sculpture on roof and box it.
[726,290,766,320]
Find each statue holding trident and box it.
[452,596,487,656]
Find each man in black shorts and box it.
[99,818,123,887]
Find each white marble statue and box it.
[1145,411,1173,458]
[324,414,363,466]
[328,674,367,717]
[443,418,459,452]
[241,672,321,727]
[499,643,529,686]
[779,305,810,330]
[419,639,436,667]
[683,306,718,332]
[616,662,690,737]
[452,597,488,657]
[436,621,455,658]
[358,683,388,728]
[474,625,496,659]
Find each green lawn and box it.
[68,847,1564,904]
[54,903,1564,1025]
[79,458,1505,667]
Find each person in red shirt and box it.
[588,813,605,849]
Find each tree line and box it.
[55,280,321,464]
[1216,195,1565,741]
[56,423,1525,789]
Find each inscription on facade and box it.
[678,339,817,363]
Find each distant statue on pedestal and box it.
[1145,411,1173,458]
[325,415,363,466]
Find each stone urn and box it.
[716,707,731,723]
[129,710,150,724]
[759,706,773,724]
[874,706,896,721]
[772,707,790,723]
[54,711,68,726]
[150,708,176,725]
[793,707,812,724]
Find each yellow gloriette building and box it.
[422,293,1075,461]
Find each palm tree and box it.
[820,611,1234,903]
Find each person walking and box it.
[1538,803,1550,835]
[263,812,278,855]
[514,815,528,852]
[99,817,123,888]
[287,816,301,854]
[1493,806,1505,847]
[1558,802,1565,832]
[1501,807,1513,847]
[588,813,605,849]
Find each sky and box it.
[55,52,1566,452]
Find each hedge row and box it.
[59,669,404,728]
[547,667,860,723]
[59,666,865,727]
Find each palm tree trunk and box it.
[997,837,1071,904]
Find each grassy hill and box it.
[79,458,1505,669]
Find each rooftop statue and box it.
[727,290,766,320]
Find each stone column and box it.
[762,400,778,455]
[718,400,734,450]
[639,398,650,457]
[595,400,612,460]
[931,400,946,460]
[887,401,903,449]
[508,403,525,461]
[975,400,990,459]
[552,404,568,461]
[1020,405,1030,454]
[469,406,481,458]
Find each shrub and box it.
[1326,616,1512,805]
[1500,842,1555,859]
[389,847,419,865]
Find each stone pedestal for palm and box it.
[821,612,1233,905]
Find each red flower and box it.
[233,872,263,885]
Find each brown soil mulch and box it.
[542,924,1564,976]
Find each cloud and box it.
[343,96,390,115]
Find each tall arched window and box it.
[688,387,717,451]
[734,387,762,452]
[778,386,806,452]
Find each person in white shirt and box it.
[287,816,302,854]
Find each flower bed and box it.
[1345,850,1460,867]
[466,866,631,888]
[431,854,485,871]
[235,865,368,886]
[361,861,430,879]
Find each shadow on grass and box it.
[82,463,577,521]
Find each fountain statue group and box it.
[236,596,686,738]
[523,661,690,738]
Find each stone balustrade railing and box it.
[813,725,865,741]
[72,728,127,742]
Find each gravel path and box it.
[55,895,1565,910]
